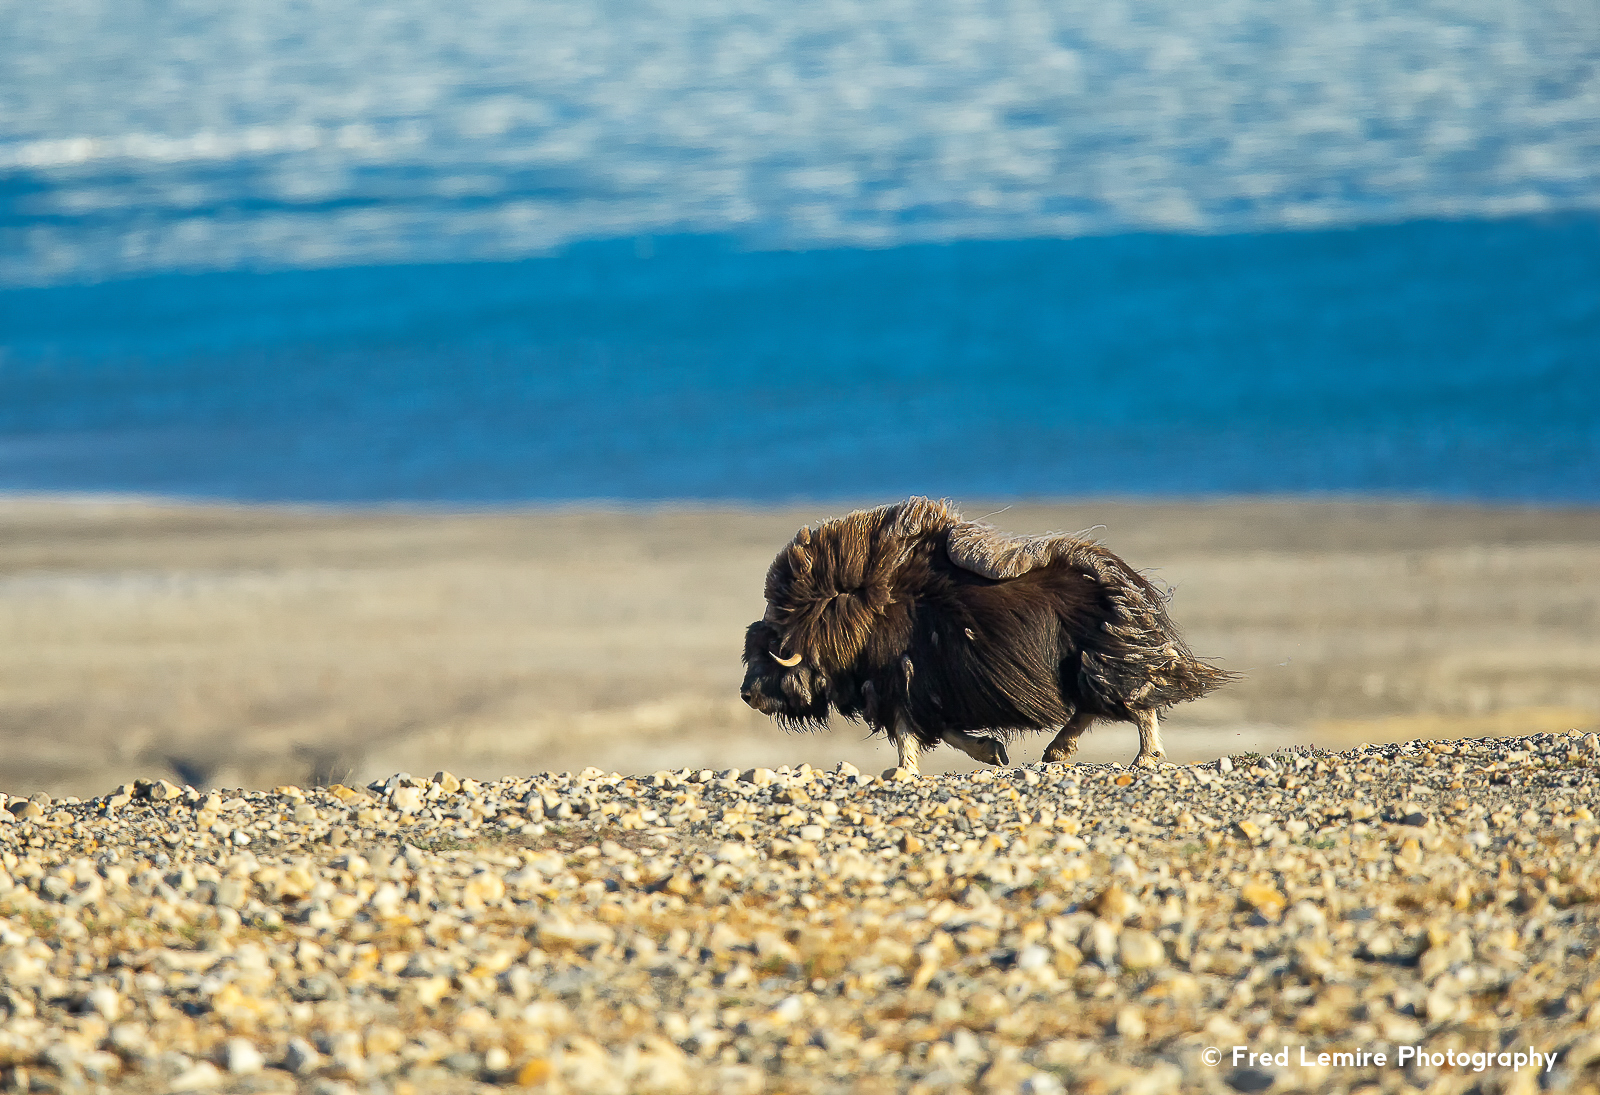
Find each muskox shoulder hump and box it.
[946,521,1097,581]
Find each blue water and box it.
[5,0,1599,502]
[3,216,1597,503]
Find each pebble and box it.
[388,786,425,814]
[1113,1005,1148,1039]
[219,1039,266,1075]
[1117,928,1165,970]
[0,731,1596,1094]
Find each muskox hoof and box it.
[1042,739,1079,764]
[1132,751,1166,769]
[939,729,1009,767]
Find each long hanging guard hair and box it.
[761,497,1236,713]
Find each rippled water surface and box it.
[5,0,1599,283]
[2,1,1597,501]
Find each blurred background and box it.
[1,0,1597,795]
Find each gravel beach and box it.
[4,732,1598,1094]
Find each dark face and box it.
[739,620,829,728]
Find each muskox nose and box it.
[739,687,754,706]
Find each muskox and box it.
[740,497,1236,774]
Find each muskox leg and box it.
[1132,708,1167,768]
[889,714,922,777]
[1041,714,1093,764]
[938,729,1009,767]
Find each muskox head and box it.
[739,618,830,729]
[740,502,950,730]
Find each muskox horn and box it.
[772,649,803,667]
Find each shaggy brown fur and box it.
[739,497,1236,771]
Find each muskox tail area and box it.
[944,514,1238,712]
[1064,540,1240,712]
[1081,645,1239,712]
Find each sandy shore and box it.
[0,497,1597,798]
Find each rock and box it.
[108,1023,152,1060]
[433,770,462,792]
[443,1051,484,1075]
[78,1050,122,1082]
[517,1060,554,1086]
[769,995,805,1025]
[1083,884,1134,922]
[1394,837,1424,871]
[1113,1005,1147,1039]
[1240,882,1285,918]
[1226,1067,1275,1093]
[85,983,122,1019]
[1117,929,1165,971]
[219,1039,265,1075]
[1017,944,1051,971]
[148,780,183,802]
[333,853,369,878]
[536,916,616,949]
[463,872,505,905]
[166,1060,224,1090]
[1231,818,1263,843]
[1081,920,1119,965]
[310,1081,357,1095]
[389,786,425,814]
[1419,929,1473,981]
[977,1055,1037,1093]
[412,977,452,1007]
[282,1038,321,1075]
